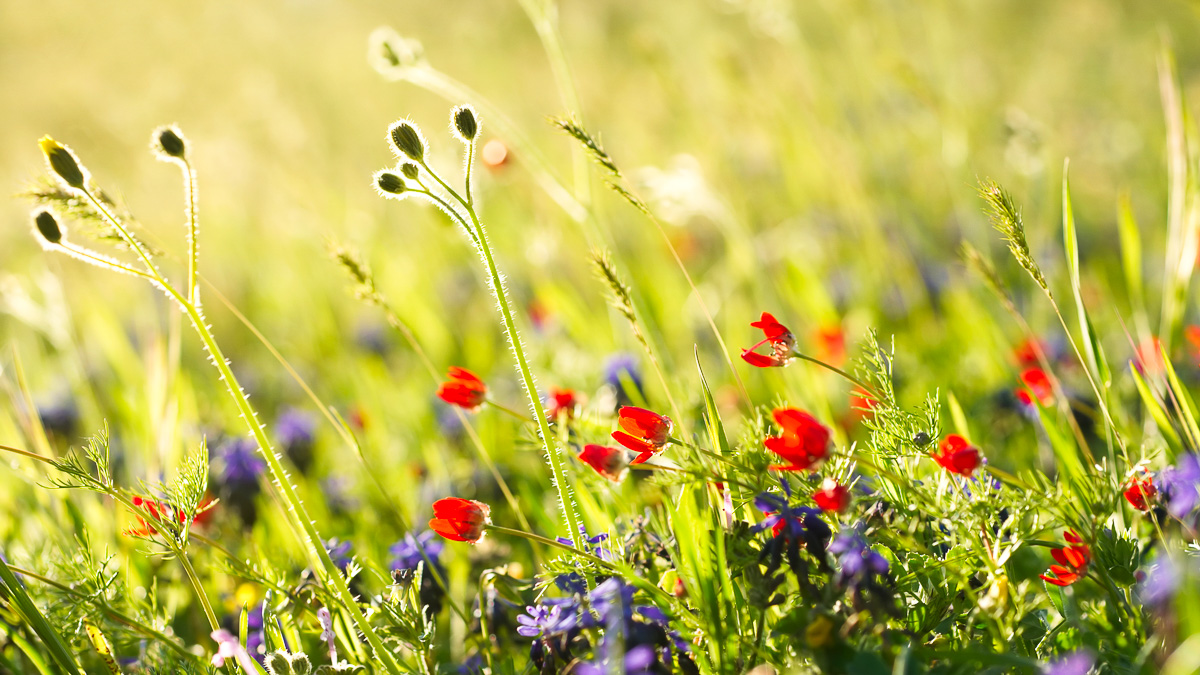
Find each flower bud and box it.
[400,162,420,180]
[451,104,479,143]
[38,136,87,189]
[33,209,63,244]
[375,170,406,196]
[150,125,189,161]
[388,120,425,161]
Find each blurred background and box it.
[2,0,1200,575]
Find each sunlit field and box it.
[4,1,1200,673]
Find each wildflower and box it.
[428,497,490,543]
[741,311,795,368]
[603,353,644,408]
[814,324,846,366]
[573,645,658,675]
[150,125,189,162]
[276,408,316,475]
[388,119,426,161]
[611,406,673,464]
[324,539,354,572]
[33,209,64,246]
[577,444,630,482]
[1043,650,1095,675]
[451,104,479,143]
[1160,453,1200,519]
[1040,531,1090,587]
[1186,325,1200,362]
[544,387,581,421]
[848,387,878,423]
[753,480,832,578]
[556,527,612,561]
[1013,337,1042,367]
[1139,553,1179,609]
[1123,474,1157,512]
[764,408,832,472]
[516,601,579,638]
[829,532,889,588]
[931,434,982,477]
[213,437,266,527]
[1016,367,1054,407]
[1135,336,1166,376]
[813,479,851,514]
[210,629,258,671]
[436,367,488,411]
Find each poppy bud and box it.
[33,209,63,244]
[38,136,87,190]
[451,104,479,143]
[150,125,189,161]
[388,120,425,161]
[374,170,406,196]
[400,162,420,180]
[429,497,490,543]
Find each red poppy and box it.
[764,408,832,472]
[1040,531,1090,587]
[741,312,796,368]
[123,496,198,537]
[848,387,878,422]
[1016,367,1054,407]
[545,387,581,421]
[611,406,673,464]
[814,324,846,366]
[931,434,982,477]
[1013,338,1043,367]
[1186,326,1200,362]
[437,367,488,410]
[1135,337,1166,376]
[1123,475,1157,512]
[428,497,491,543]
[577,444,630,482]
[813,479,851,513]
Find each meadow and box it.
[3,1,1200,673]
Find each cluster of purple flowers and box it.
[213,437,266,527]
[390,530,446,615]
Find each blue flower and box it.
[829,532,889,587]
[215,438,266,488]
[516,599,580,638]
[275,408,316,474]
[1043,649,1094,675]
[603,353,644,407]
[1161,453,1200,519]
[324,539,354,571]
[390,531,444,572]
[573,645,658,675]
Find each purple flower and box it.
[603,353,644,407]
[325,539,354,571]
[557,526,613,561]
[390,531,444,572]
[276,408,316,474]
[1161,453,1200,519]
[1043,649,1095,675]
[829,532,889,587]
[574,645,657,675]
[516,600,579,638]
[215,438,266,488]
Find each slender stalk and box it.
[181,158,199,304]
[462,193,586,550]
[176,553,219,631]
[78,186,406,675]
[485,399,534,423]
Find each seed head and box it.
[33,208,63,245]
[388,120,425,161]
[451,104,479,143]
[400,162,420,180]
[374,170,406,198]
[150,125,189,162]
[38,136,87,190]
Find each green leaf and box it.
[0,555,83,675]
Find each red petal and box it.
[446,366,484,386]
[613,430,656,455]
[740,350,781,368]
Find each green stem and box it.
[485,399,534,423]
[181,158,199,304]
[79,187,406,675]
[462,198,586,550]
[177,551,219,631]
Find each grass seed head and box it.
[388,119,426,162]
[150,124,189,161]
[33,208,63,244]
[451,104,479,143]
[39,136,88,190]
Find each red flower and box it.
[123,495,201,538]
[1135,337,1166,376]
[814,324,846,366]
[741,312,796,368]
[764,408,832,472]
[428,497,491,543]
[1040,531,1090,587]
[437,367,488,410]
[1016,367,1054,407]
[1013,338,1043,367]
[1186,326,1200,362]
[813,479,851,513]
[848,387,878,423]
[577,444,629,482]
[545,387,581,421]
[1123,475,1157,512]
[931,434,982,477]
[611,406,673,464]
